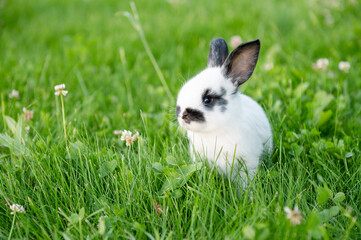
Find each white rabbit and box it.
[176,38,273,187]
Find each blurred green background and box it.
[1,0,360,238]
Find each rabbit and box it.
[176,38,273,188]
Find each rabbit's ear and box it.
[207,38,229,68]
[222,39,260,87]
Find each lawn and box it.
[0,0,360,239]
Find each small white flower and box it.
[338,61,350,72]
[313,58,329,71]
[120,130,139,146]
[264,63,274,71]
[120,130,132,139]
[25,126,30,133]
[9,89,20,99]
[10,204,25,214]
[113,130,123,135]
[23,108,34,121]
[284,205,303,225]
[54,84,66,91]
[230,35,242,48]
[54,84,68,96]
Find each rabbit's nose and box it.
[181,109,191,124]
[182,112,189,120]
[182,108,191,119]
[182,113,191,124]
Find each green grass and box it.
[1,0,360,239]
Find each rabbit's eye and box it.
[202,88,228,111]
[203,96,213,105]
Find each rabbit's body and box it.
[176,38,273,186]
[187,93,272,178]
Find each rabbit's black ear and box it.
[207,38,229,68]
[222,39,260,87]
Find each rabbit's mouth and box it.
[178,116,191,129]
[179,119,188,128]
[179,119,197,132]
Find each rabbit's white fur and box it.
[176,39,272,186]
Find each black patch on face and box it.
[201,88,228,110]
[182,108,205,124]
[176,106,181,117]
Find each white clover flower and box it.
[55,90,68,96]
[54,84,66,91]
[9,89,20,99]
[120,130,132,139]
[230,35,242,48]
[264,63,274,71]
[284,205,303,225]
[120,130,139,146]
[54,84,68,96]
[313,58,329,71]
[338,61,350,72]
[113,130,123,135]
[23,108,34,121]
[10,204,25,214]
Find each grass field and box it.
[1,0,361,239]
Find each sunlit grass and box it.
[0,0,360,239]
